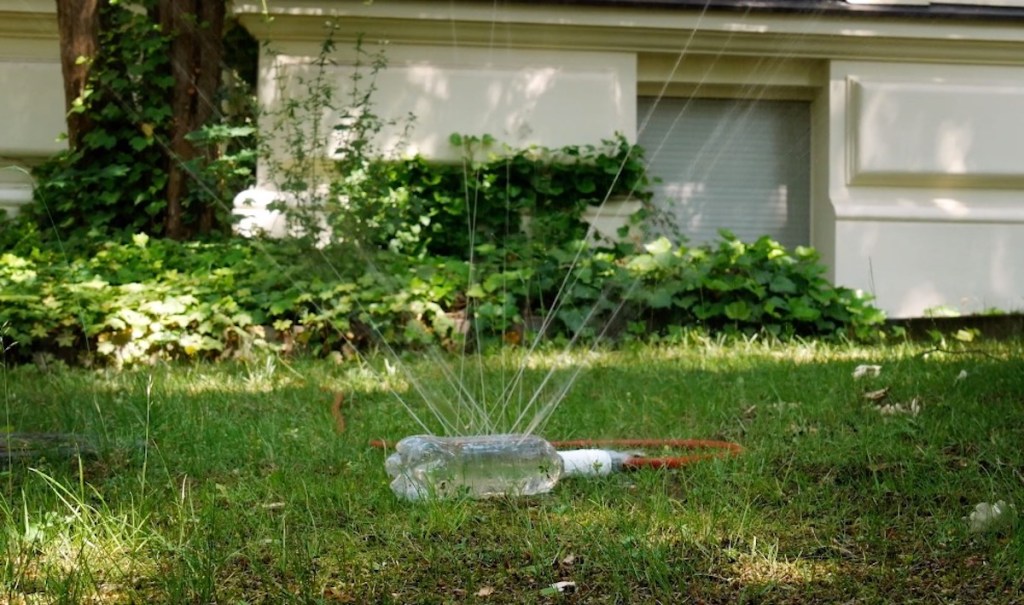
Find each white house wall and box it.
[0,61,65,156]
[242,37,635,235]
[0,0,63,217]
[826,61,1024,316]
[2,0,1023,317]
[257,43,635,181]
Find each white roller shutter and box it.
[637,97,811,249]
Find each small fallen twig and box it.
[852,364,882,379]
[330,391,346,434]
[863,387,890,402]
[0,433,98,462]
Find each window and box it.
[637,97,811,249]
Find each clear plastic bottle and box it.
[385,434,562,500]
[385,434,630,500]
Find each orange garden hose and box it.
[548,438,743,469]
[370,437,743,469]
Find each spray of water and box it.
[10,0,828,440]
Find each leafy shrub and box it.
[621,233,886,340]
[30,1,174,238]
[303,133,653,258]
[26,2,256,242]
[0,231,885,367]
[0,235,450,366]
[258,28,653,258]
[406,134,653,258]
[4,26,882,365]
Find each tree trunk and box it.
[54,0,100,150]
[159,0,225,239]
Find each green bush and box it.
[410,134,653,257]
[268,127,653,259]
[620,233,886,340]
[26,1,256,242]
[0,230,885,367]
[258,28,653,258]
[29,0,174,239]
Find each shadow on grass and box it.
[1,342,1022,603]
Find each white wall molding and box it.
[235,2,1024,65]
[847,78,1024,188]
[822,60,1024,315]
[0,11,57,41]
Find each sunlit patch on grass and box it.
[520,349,603,371]
[4,474,160,603]
[726,542,840,586]
[2,339,1022,602]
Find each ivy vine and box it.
[26,1,256,242]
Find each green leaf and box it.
[789,297,822,322]
[693,302,723,320]
[141,297,188,315]
[644,237,673,255]
[0,294,40,303]
[200,336,224,351]
[483,273,508,293]
[954,328,977,343]
[643,288,674,309]
[269,297,295,316]
[105,316,127,331]
[129,136,151,151]
[763,296,787,317]
[576,178,596,194]
[724,300,752,321]
[119,309,151,329]
[557,308,587,333]
[673,294,698,310]
[769,275,796,294]
[55,331,75,348]
[625,255,655,274]
[794,245,818,261]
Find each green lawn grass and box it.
[2,338,1022,603]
